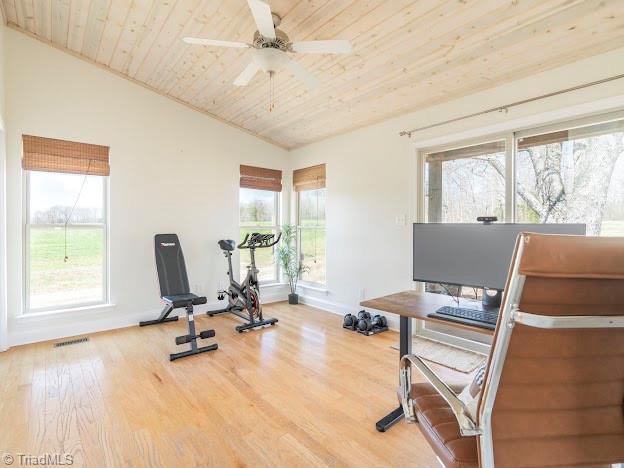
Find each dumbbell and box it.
[175,329,216,345]
[372,315,388,328]
[343,313,358,328]
[357,310,373,332]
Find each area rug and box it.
[391,336,486,373]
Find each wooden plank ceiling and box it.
[2,0,624,149]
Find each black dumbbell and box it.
[372,315,388,328]
[358,310,371,320]
[357,317,373,332]
[343,313,358,328]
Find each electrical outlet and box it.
[395,214,406,226]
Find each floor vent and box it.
[54,337,89,348]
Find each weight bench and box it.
[140,233,218,361]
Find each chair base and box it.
[376,405,406,432]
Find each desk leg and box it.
[376,316,412,432]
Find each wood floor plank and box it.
[0,302,470,466]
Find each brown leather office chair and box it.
[399,233,624,467]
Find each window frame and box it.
[23,170,110,314]
[296,188,327,287]
[418,109,624,225]
[238,187,281,285]
[422,136,511,223]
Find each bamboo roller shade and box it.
[240,165,282,192]
[293,164,326,192]
[22,135,110,176]
[427,119,623,162]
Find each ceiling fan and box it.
[182,0,353,90]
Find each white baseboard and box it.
[6,288,288,349]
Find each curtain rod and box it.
[399,74,624,138]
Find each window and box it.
[515,119,624,235]
[239,187,280,283]
[23,135,110,313]
[297,189,326,285]
[425,140,506,223]
[294,163,327,286]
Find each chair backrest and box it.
[478,233,624,467]
[154,233,190,298]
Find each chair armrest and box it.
[400,354,481,436]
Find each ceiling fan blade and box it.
[234,61,260,86]
[182,37,249,48]
[291,40,352,54]
[247,0,276,39]
[284,59,318,90]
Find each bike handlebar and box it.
[237,232,282,250]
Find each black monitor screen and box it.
[413,223,586,291]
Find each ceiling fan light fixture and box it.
[252,48,288,73]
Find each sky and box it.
[29,171,103,216]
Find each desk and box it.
[360,290,494,432]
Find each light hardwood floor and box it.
[0,303,469,467]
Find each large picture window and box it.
[239,187,280,283]
[422,113,624,234]
[23,135,109,313]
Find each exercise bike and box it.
[208,232,281,332]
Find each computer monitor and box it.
[413,223,586,291]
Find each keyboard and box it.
[428,305,498,330]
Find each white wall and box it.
[0,22,7,350]
[5,29,289,346]
[291,46,624,331]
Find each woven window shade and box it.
[240,165,282,192]
[293,164,326,192]
[22,135,110,176]
[426,141,505,163]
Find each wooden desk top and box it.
[360,290,494,336]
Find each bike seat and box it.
[218,239,236,251]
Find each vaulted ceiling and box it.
[2,0,624,149]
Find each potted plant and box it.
[276,224,309,304]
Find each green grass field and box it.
[29,227,103,308]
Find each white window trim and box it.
[239,188,281,285]
[22,171,110,315]
[296,189,326,288]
